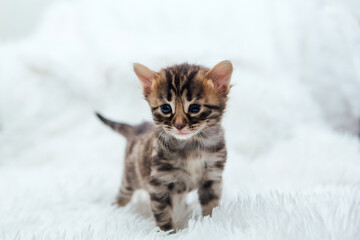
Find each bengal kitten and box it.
[96,61,233,231]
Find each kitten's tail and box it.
[95,112,133,139]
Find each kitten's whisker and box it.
[197,132,206,152]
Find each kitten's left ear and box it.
[205,60,233,93]
[133,63,159,95]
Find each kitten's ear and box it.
[133,63,158,94]
[205,61,233,93]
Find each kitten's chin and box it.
[165,129,198,141]
[171,132,196,141]
[167,125,206,141]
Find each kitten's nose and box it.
[174,122,186,130]
[173,116,188,130]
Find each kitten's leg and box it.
[115,173,134,206]
[171,193,188,229]
[148,177,173,231]
[198,178,222,216]
[198,146,226,216]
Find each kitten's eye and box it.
[160,104,172,114]
[188,104,201,113]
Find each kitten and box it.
[96,61,233,231]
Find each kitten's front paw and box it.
[156,228,177,235]
[114,196,131,207]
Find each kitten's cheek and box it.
[162,125,172,132]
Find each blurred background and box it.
[0,0,360,239]
[0,0,359,41]
[0,0,74,40]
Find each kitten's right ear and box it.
[133,63,158,95]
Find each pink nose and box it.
[174,122,186,130]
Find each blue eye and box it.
[189,104,201,113]
[160,104,172,114]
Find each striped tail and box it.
[96,112,133,139]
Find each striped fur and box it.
[97,61,233,231]
[96,113,133,139]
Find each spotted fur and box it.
[97,61,233,231]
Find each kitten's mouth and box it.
[168,128,198,140]
[164,124,206,141]
[177,131,189,135]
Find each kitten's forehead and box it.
[158,64,209,102]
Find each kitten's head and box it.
[133,61,233,140]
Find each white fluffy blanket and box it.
[1,0,360,239]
